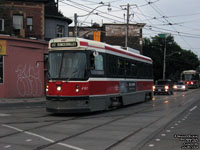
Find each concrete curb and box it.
[0,97,46,107]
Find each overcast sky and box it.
[59,0,200,57]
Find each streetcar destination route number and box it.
[51,42,77,48]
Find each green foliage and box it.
[143,35,199,81]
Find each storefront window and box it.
[0,56,3,83]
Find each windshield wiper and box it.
[66,70,78,82]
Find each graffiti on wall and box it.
[15,64,42,97]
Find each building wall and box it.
[45,17,69,40]
[0,36,48,98]
[2,1,45,39]
[69,23,144,52]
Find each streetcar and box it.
[181,70,200,88]
[46,37,153,113]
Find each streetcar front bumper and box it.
[46,96,91,113]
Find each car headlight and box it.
[182,85,186,89]
[152,85,155,91]
[164,85,169,90]
[173,85,177,89]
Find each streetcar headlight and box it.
[57,86,61,91]
[75,85,80,93]
[46,85,49,92]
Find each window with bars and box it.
[56,25,64,37]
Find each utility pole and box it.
[121,4,136,48]
[74,13,78,37]
[125,3,130,48]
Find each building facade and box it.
[0,0,72,40]
[69,23,145,53]
[0,36,48,98]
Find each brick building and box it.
[69,23,145,53]
[0,0,72,40]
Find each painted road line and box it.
[2,124,85,150]
[0,113,11,117]
[190,106,198,112]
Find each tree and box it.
[143,35,199,81]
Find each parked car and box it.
[173,81,188,91]
[153,79,174,95]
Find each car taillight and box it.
[191,81,194,85]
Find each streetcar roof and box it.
[49,37,152,63]
[182,70,198,74]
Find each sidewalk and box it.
[0,97,46,107]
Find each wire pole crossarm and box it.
[74,3,110,37]
[120,3,137,48]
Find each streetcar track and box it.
[34,106,152,150]
[1,91,195,149]
[105,116,164,150]
[0,116,80,139]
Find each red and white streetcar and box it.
[46,37,153,113]
[181,70,200,88]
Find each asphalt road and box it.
[0,89,199,150]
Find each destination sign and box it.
[51,42,77,48]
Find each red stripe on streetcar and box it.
[80,41,89,46]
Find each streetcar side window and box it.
[118,58,124,76]
[90,53,104,75]
[130,61,137,77]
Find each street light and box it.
[74,3,110,37]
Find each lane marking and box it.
[149,144,154,147]
[190,106,198,112]
[4,145,11,148]
[155,139,160,142]
[26,139,32,142]
[0,113,11,117]
[161,134,166,137]
[171,127,174,129]
[2,124,85,150]
[166,130,171,133]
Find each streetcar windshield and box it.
[182,74,198,80]
[48,51,87,80]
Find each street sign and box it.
[0,40,6,55]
